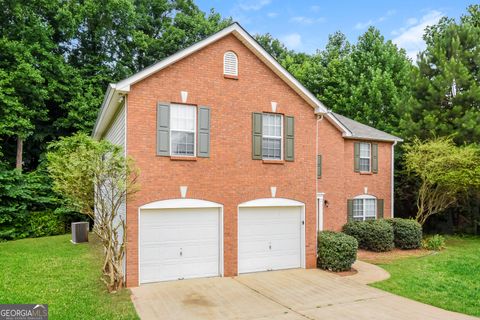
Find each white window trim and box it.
[169,104,197,157]
[223,51,238,76]
[262,113,283,161]
[359,142,372,172]
[353,195,377,221]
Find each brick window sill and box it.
[170,156,197,161]
[224,74,238,80]
[262,160,285,165]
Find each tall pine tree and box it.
[401,5,480,143]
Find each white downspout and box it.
[316,114,324,232]
[391,141,397,218]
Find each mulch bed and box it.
[357,248,431,264]
[325,268,358,276]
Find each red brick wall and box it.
[318,118,393,231]
[125,34,318,287]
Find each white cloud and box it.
[392,10,444,60]
[310,5,321,12]
[238,0,271,11]
[281,33,302,49]
[267,12,278,18]
[355,20,374,30]
[290,16,326,25]
[355,9,396,30]
[406,17,418,26]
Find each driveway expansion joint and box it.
[233,277,315,320]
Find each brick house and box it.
[92,23,402,287]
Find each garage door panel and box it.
[238,206,302,274]
[139,207,220,283]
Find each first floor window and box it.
[353,197,376,221]
[170,104,196,156]
[262,113,282,160]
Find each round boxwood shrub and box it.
[317,231,358,272]
[343,220,394,252]
[388,218,422,249]
[342,221,368,248]
[363,220,394,252]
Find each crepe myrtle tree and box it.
[47,133,138,292]
[404,137,480,225]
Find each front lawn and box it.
[370,236,480,317]
[0,234,138,320]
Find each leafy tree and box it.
[322,28,413,134]
[257,28,413,135]
[306,32,352,113]
[0,0,231,170]
[403,137,480,225]
[47,133,138,291]
[400,5,480,144]
[0,164,73,240]
[255,33,292,61]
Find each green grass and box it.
[0,234,139,320]
[371,236,480,317]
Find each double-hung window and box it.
[262,113,283,160]
[359,142,371,172]
[353,197,376,221]
[170,104,196,156]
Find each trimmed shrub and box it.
[29,211,66,238]
[342,221,368,248]
[388,218,422,249]
[422,234,446,251]
[343,220,394,252]
[317,231,358,272]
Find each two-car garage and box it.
[138,198,305,284]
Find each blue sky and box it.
[195,0,472,59]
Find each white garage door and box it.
[139,207,220,283]
[238,206,302,273]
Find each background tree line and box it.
[0,1,478,239]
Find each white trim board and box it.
[92,22,328,139]
[238,197,305,208]
[140,198,223,210]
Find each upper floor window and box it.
[359,142,371,172]
[354,141,378,173]
[170,104,196,156]
[262,113,283,160]
[252,112,294,162]
[224,51,238,77]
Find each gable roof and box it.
[327,112,403,142]
[92,22,328,139]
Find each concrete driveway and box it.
[131,269,476,320]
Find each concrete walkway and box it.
[347,260,391,284]
[131,269,477,320]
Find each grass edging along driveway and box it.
[0,234,138,320]
[369,236,480,318]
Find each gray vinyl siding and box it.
[101,102,127,271]
[104,103,126,153]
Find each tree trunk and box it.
[16,136,23,171]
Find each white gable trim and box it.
[93,23,328,139]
